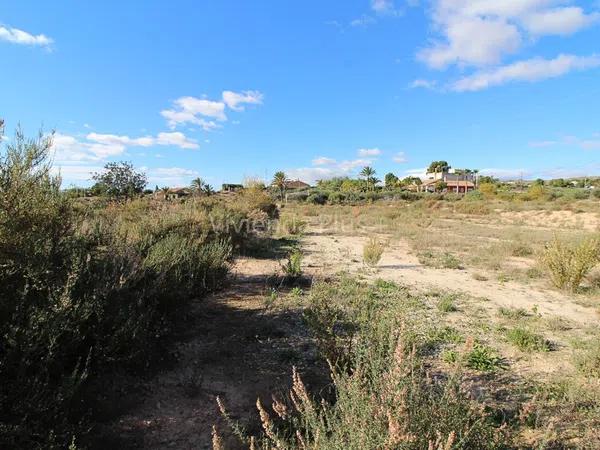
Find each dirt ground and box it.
[95,257,323,449]
[98,209,599,449]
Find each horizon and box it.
[2,1,600,188]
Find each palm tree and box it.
[272,171,288,201]
[190,177,206,194]
[203,183,214,196]
[360,166,376,191]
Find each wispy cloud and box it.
[451,54,600,92]
[393,151,408,163]
[529,133,600,150]
[222,90,264,111]
[287,154,375,184]
[410,79,437,90]
[357,147,382,157]
[312,156,337,166]
[0,24,53,48]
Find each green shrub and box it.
[506,327,551,352]
[282,248,303,278]
[465,343,503,372]
[306,191,328,205]
[540,236,599,291]
[363,238,384,267]
[437,294,458,312]
[222,279,507,449]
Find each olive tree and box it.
[92,161,147,200]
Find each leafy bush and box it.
[306,191,328,205]
[540,236,599,291]
[282,248,303,278]
[363,238,384,267]
[506,327,551,352]
[0,128,250,447]
[466,345,502,371]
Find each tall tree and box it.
[427,161,451,174]
[360,166,377,191]
[272,171,288,201]
[92,161,147,200]
[190,177,206,193]
[384,172,399,189]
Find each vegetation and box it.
[272,171,288,201]
[363,237,384,267]
[0,126,274,447]
[92,161,147,200]
[220,278,506,449]
[540,236,599,291]
[506,327,551,352]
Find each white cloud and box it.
[87,131,199,150]
[529,140,559,148]
[451,54,600,91]
[162,90,263,129]
[357,148,382,157]
[479,168,531,179]
[51,164,103,183]
[155,132,199,149]
[371,0,401,15]
[351,15,377,27]
[312,156,337,166]
[531,134,600,150]
[524,7,599,36]
[403,167,427,178]
[287,157,375,184]
[418,15,521,68]
[86,132,155,147]
[418,1,600,69]
[51,129,199,166]
[222,90,264,111]
[51,132,125,163]
[0,24,53,47]
[393,151,408,163]
[146,167,200,186]
[410,79,437,89]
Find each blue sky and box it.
[1,0,600,188]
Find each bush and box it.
[540,236,599,291]
[220,279,507,449]
[454,200,490,215]
[0,128,247,447]
[279,216,306,235]
[282,248,303,278]
[437,294,458,312]
[506,327,551,352]
[363,238,384,267]
[306,191,328,205]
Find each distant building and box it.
[154,188,192,201]
[222,183,244,193]
[286,179,311,190]
[420,168,476,193]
